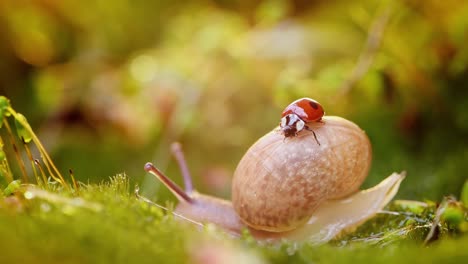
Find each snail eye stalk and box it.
[144,162,193,204]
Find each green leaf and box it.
[0,147,5,161]
[0,96,11,128]
[3,180,21,196]
[462,180,468,206]
[441,204,465,227]
[14,113,33,143]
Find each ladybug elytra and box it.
[279,98,325,144]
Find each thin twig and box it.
[423,196,456,245]
[340,4,394,95]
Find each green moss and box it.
[0,174,466,263]
[0,176,190,263]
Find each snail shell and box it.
[232,116,372,232]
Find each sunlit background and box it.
[0,0,467,202]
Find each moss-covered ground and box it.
[0,174,466,264]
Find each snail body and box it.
[144,108,404,243]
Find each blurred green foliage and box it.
[0,0,467,204]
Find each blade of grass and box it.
[3,120,28,182]
[7,107,70,190]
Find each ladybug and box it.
[279,98,324,144]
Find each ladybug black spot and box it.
[309,101,318,109]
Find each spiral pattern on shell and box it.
[232,116,372,232]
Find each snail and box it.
[144,99,405,243]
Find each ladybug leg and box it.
[311,130,320,146]
[305,126,321,146]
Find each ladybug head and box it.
[280,114,305,137]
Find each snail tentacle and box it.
[171,142,194,194]
[144,162,193,204]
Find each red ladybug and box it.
[279,98,324,144]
